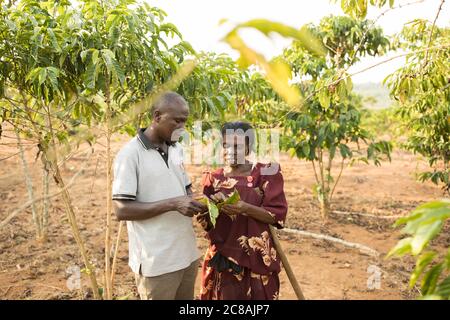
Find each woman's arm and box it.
[221,200,275,225]
[241,202,276,224]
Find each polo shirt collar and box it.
[137,128,176,150]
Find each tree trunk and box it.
[38,166,50,243]
[41,101,100,299]
[110,221,124,290]
[104,76,113,300]
[319,196,331,221]
[49,157,100,299]
[16,129,41,239]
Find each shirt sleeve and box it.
[112,148,138,201]
[260,163,288,229]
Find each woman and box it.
[197,121,288,300]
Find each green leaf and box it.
[47,28,61,52]
[80,49,89,63]
[410,251,436,287]
[237,19,326,56]
[38,68,47,86]
[410,220,443,256]
[205,198,219,227]
[318,90,331,109]
[199,190,242,228]
[419,294,443,300]
[92,49,99,65]
[445,248,450,269]
[302,143,310,157]
[435,275,450,299]
[386,237,412,258]
[205,97,216,114]
[84,62,97,89]
[421,263,444,295]
[224,30,302,106]
[101,49,125,85]
[222,189,241,206]
[339,144,351,158]
[46,67,60,92]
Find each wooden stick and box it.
[279,227,380,258]
[0,158,88,230]
[110,221,124,288]
[332,210,404,220]
[269,225,306,300]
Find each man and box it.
[112,91,206,300]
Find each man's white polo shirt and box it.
[112,129,200,277]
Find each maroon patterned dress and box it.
[197,163,288,300]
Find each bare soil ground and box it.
[0,131,448,300]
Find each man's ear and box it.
[153,110,161,122]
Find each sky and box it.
[149,0,449,83]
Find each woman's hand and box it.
[210,192,247,216]
[221,201,248,216]
[210,192,227,203]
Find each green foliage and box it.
[223,18,326,107]
[0,0,193,146]
[385,21,450,192]
[232,19,326,57]
[178,52,275,125]
[388,200,450,299]
[200,189,241,227]
[222,189,241,206]
[360,106,406,147]
[278,15,392,218]
[76,0,193,134]
[283,15,389,73]
[203,197,220,227]
[335,0,395,19]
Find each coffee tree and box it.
[178,52,278,123]
[75,0,193,299]
[383,17,449,301]
[279,16,392,219]
[0,0,103,297]
[338,0,450,299]
[0,0,192,299]
[385,21,449,193]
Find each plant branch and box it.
[423,0,446,68]
[279,227,380,257]
[330,157,345,202]
[0,153,90,230]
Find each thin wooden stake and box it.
[269,225,306,300]
[110,221,124,290]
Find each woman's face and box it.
[223,133,248,166]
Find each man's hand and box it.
[172,195,207,217]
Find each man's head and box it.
[151,91,189,143]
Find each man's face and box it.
[155,102,189,143]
